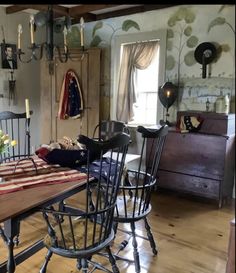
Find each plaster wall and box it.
[0,7,42,150]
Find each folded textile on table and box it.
[78,157,121,184]
[35,136,88,168]
[0,158,87,195]
[36,148,88,168]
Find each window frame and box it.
[110,30,167,125]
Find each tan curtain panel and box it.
[116,41,159,123]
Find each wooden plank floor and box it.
[0,190,234,273]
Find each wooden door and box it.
[54,52,88,142]
[40,48,101,145]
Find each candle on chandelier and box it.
[80,17,84,47]
[29,15,35,44]
[63,26,68,54]
[17,24,22,50]
[25,99,30,119]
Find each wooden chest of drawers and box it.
[149,111,235,207]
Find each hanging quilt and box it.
[58,69,84,119]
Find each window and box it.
[129,44,159,125]
[111,30,167,125]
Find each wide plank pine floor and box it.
[0,190,234,273]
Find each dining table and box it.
[0,157,88,273]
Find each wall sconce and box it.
[158,81,178,126]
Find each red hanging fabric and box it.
[58,69,84,120]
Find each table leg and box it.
[7,236,15,273]
[3,219,20,273]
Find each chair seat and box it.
[114,196,151,221]
[44,218,105,251]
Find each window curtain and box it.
[116,41,159,123]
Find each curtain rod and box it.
[122,39,159,46]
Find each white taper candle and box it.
[80,17,84,47]
[25,99,30,119]
[63,26,68,54]
[29,15,35,44]
[17,24,23,50]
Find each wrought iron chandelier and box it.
[16,5,85,67]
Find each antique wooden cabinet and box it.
[39,48,101,144]
[149,111,235,207]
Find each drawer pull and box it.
[203,184,208,188]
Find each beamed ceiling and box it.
[4,4,178,24]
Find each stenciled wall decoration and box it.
[166,7,198,87]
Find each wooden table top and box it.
[0,180,87,223]
[0,158,87,223]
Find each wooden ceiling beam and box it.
[96,4,177,20]
[71,13,97,24]
[6,5,69,16]
[5,4,179,24]
[69,4,118,17]
[71,4,178,25]
[5,5,27,14]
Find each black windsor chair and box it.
[39,132,130,273]
[113,125,169,273]
[0,110,33,163]
[0,110,34,246]
[0,110,34,244]
[93,120,130,141]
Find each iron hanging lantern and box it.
[158,81,178,126]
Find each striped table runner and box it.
[0,158,87,195]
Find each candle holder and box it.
[8,70,16,105]
[13,157,38,174]
[13,117,38,174]
[17,42,69,64]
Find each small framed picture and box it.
[1,43,17,69]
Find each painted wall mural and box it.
[71,5,235,121]
[90,20,140,47]
[165,6,235,119]
[166,7,199,84]
[207,7,234,70]
[67,26,81,48]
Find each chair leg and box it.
[144,217,158,255]
[81,258,88,273]
[39,250,53,273]
[130,222,141,273]
[77,258,82,270]
[113,221,118,235]
[106,246,120,273]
